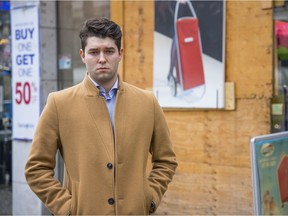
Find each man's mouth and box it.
[97,67,109,71]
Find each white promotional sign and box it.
[11,5,40,140]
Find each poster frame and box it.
[250,131,288,215]
[153,0,226,109]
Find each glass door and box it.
[272,1,288,133]
[0,0,12,186]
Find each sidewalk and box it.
[0,184,12,215]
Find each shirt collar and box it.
[88,75,118,99]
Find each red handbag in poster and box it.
[175,1,205,91]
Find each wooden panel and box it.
[110,1,124,79]
[166,98,270,167]
[212,165,253,215]
[157,164,253,215]
[118,0,273,215]
[225,1,273,99]
[157,161,215,214]
[225,82,236,110]
[122,1,154,89]
[161,99,270,215]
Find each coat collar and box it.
[82,72,125,97]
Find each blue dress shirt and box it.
[88,75,118,129]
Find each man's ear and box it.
[79,49,85,63]
[119,48,124,59]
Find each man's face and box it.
[80,36,123,87]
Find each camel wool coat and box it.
[25,74,177,215]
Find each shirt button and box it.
[108,198,115,205]
[107,163,113,169]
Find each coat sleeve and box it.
[25,93,71,215]
[148,93,178,209]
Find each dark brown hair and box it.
[79,17,122,52]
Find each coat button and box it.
[108,198,115,205]
[107,163,113,169]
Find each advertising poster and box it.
[251,132,288,215]
[11,5,40,140]
[154,0,225,109]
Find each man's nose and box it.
[99,52,106,63]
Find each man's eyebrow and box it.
[88,47,115,50]
[87,48,98,51]
[106,47,116,50]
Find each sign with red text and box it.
[11,5,40,140]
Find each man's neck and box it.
[101,77,118,93]
[88,75,118,93]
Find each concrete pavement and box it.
[0,184,12,215]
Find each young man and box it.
[25,17,177,215]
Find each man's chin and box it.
[96,74,116,83]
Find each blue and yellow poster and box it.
[252,133,288,215]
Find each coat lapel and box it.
[114,83,126,153]
[82,74,114,161]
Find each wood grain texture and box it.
[225,1,273,99]
[110,1,124,79]
[122,1,154,89]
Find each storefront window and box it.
[57,1,110,90]
[272,1,288,133]
[0,0,12,186]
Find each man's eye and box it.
[90,51,99,55]
[105,50,114,55]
